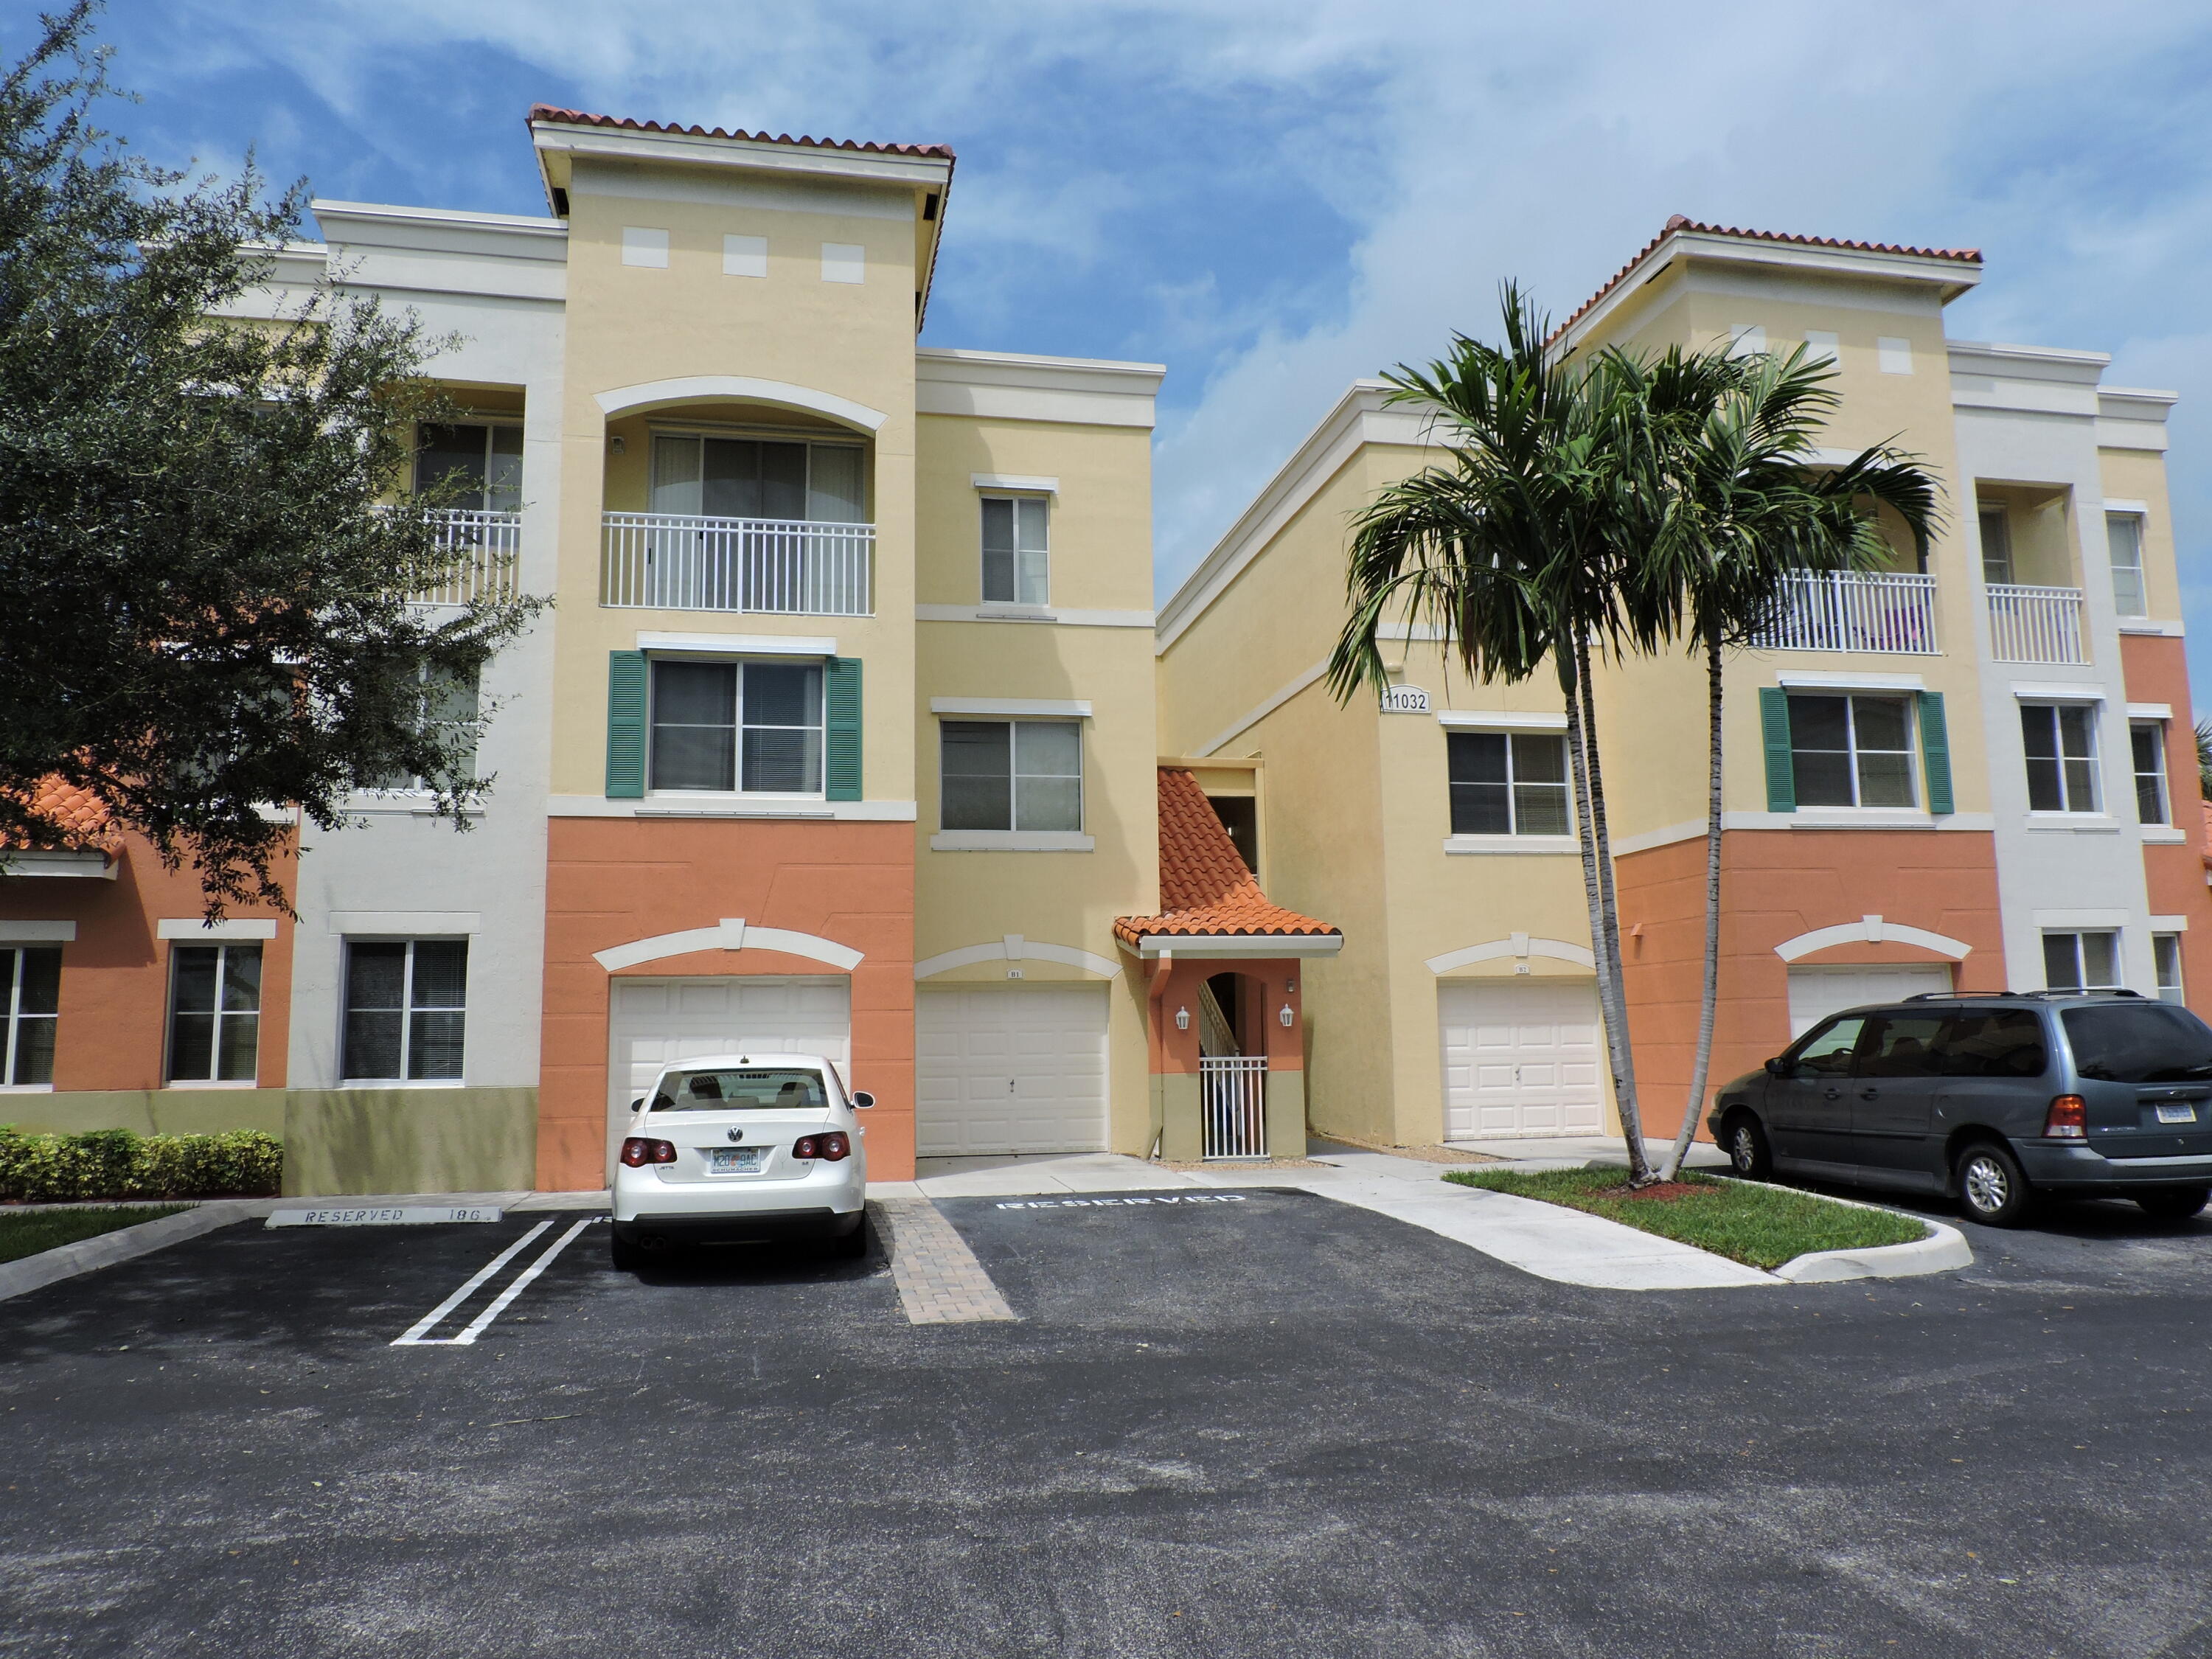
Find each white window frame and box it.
[2042,930,2122,993]
[979,493,1051,608]
[2106,512,2148,618]
[1444,728,1573,838]
[647,655,827,800]
[934,717,1086,843]
[2131,720,2170,827]
[340,938,469,1085]
[2022,702,2101,815]
[2154,933,2185,1006]
[164,942,262,1086]
[1788,692,1921,810]
[0,945,60,1091]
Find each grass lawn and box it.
[0,1206,192,1266]
[1443,1167,1926,1270]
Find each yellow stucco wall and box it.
[2098,446,2182,621]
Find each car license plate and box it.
[709,1147,766,1174]
[2156,1105,2197,1124]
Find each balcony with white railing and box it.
[1753,570,1938,655]
[1986,583,2087,664]
[406,508,522,605]
[600,513,875,616]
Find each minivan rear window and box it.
[651,1068,830,1110]
[2062,1004,2212,1084]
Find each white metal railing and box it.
[392,508,521,605]
[1200,1055,1269,1161]
[1986,583,2087,664]
[600,512,874,616]
[1753,571,1937,654]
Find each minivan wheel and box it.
[2135,1186,2211,1222]
[1725,1113,1773,1180]
[1955,1143,2035,1228]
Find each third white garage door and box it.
[1439,979,1605,1139]
[916,985,1109,1157]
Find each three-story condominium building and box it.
[1158,215,2206,1150]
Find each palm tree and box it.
[1328,287,1679,1183]
[1641,346,1940,1182]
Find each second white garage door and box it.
[917,985,1109,1157]
[1785,963,1952,1037]
[1439,979,1605,1139]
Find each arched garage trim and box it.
[593,376,888,434]
[1425,935,1596,974]
[1774,916,1970,962]
[914,936,1121,981]
[594,917,863,973]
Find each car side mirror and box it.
[1764,1057,1787,1077]
[852,1091,874,1110]
[630,1097,644,1110]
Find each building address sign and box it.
[1380,685,1430,714]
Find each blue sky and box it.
[57,1,2212,689]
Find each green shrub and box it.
[0,1126,282,1203]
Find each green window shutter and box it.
[1759,687,1795,813]
[1919,690,1954,815]
[824,657,863,801]
[606,651,647,799]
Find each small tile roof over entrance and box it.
[526,105,955,161]
[2,778,119,853]
[1113,768,1340,947]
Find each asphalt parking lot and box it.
[4,1186,2211,1658]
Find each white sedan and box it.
[611,1053,872,1269]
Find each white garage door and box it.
[1439,980,1604,1139]
[1785,964,1952,1037]
[917,985,1108,1157]
[606,977,852,1175]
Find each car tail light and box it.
[2045,1095,2087,1139]
[791,1131,852,1163]
[621,1137,678,1166]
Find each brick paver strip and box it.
[872,1196,1018,1324]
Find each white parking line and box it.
[391,1222,553,1346]
[446,1219,598,1346]
[390,1218,599,1347]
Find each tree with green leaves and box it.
[1328,287,1677,1182]
[0,2,543,913]
[1635,347,1940,1183]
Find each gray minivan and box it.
[1706,991,2212,1227]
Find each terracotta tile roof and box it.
[1113,769,1340,947]
[528,105,954,161]
[2,777,119,854]
[1553,214,1983,344]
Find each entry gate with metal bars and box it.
[1199,1055,1268,1160]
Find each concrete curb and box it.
[1691,1172,1975,1282]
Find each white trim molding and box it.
[970,473,1058,494]
[0,920,77,943]
[928,698,1092,719]
[157,918,279,942]
[930,830,1096,853]
[1426,934,1597,974]
[2126,703,2174,720]
[636,632,837,658]
[1774,916,1971,962]
[1,850,114,879]
[2010,682,2106,703]
[2150,914,2191,933]
[593,376,887,433]
[2104,498,2150,515]
[1442,835,1579,856]
[593,917,863,973]
[2031,908,2129,930]
[330,911,481,936]
[1129,933,1343,960]
[914,936,1121,980]
[1774,669,1928,692]
[1436,710,1570,731]
[914,605,1155,630]
[2118,619,2185,637]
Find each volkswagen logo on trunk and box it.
[725,1127,745,1143]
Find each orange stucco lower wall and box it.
[0,837,295,1093]
[538,817,915,1190]
[2121,633,2212,1007]
[1614,828,2004,1141]
[1141,956,1307,1074]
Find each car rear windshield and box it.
[650,1068,831,1110]
[2062,1004,2212,1084]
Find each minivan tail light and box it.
[2045,1095,2087,1139]
[621,1136,678,1166]
[792,1131,852,1163]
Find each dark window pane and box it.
[742,727,821,793]
[2020,705,2056,759]
[1513,783,1571,835]
[16,947,58,1016]
[417,424,488,504]
[1016,776,1082,832]
[1447,731,1508,786]
[12,1015,55,1085]
[2059,706,2096,759]
[487,425,524,513]
[1792,751,1855,807]
[169,1012,215,1082]
[1510,734,1567,784]
[2062,759,2096,813]
[171,947,220,1015]
[347,943,407,1011]
[653,729,734,792]
[411,942,469,1010]
[742,662,821,728]
[2042,933,2081,991]
[1788,695,1849,752]
[216,1013,259,1082]
[344,1009,403,1079]
[1933,1012,2048,1078]
[653,661,736,724]
[758,442,807,521]
[942,721,1012,829]
[701,438,755,518]
[221,947,262,1012]
[1852,697,1909,753]
[2025,755,2064,813]
[1857,751,1915,808]
[651,661,737,791]
[409,1010,466,1080]
[1450,784,1510,835]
